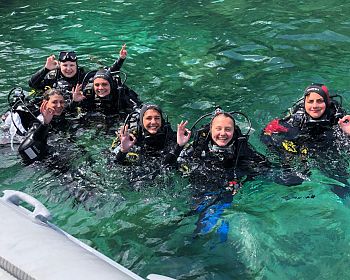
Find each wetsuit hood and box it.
[304,83,330,108]
[93,69,114,87]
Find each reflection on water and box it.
[1,1,350,279]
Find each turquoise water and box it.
[1,1,350,279]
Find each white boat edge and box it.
[0,189,176,280]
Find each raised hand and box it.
[40,100,54,124]
[338,115,350,135]
[45,55,59,71]
[119,44,127,59]
[72,84,85,102]
[118,124,136,152]
[177,120,191,147]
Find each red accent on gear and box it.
[264,119,289,134]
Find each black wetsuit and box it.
[114,124,177,165]
[176,125,270,240]
[17,113,67,164]
[179,125,270,191]
[76,84,141,117]
[111,121,180,191]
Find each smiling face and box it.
[46,94,65,116]
[59,61,77,78]
[93,78,111,97]
[142,109,162,134]
[210,114,235,147]
[304,92,326,119]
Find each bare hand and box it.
[45,55,59,71]
[119,44,127,59]
[339,115,350,135]
[40,100,54,124]
[119,124,136,152]
[72,84,85,102]
[177,120,191,146]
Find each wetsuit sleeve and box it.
[28,67,52,90]
[18,122,50,163]
[114,146,128,164]
[163,144,184,166]
[109,57,125,72]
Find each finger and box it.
[122,125,128,135]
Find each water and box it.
[1,1,350,279]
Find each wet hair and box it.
[43,88,64,101]
[304,83,330,107]
[210,112,236,128]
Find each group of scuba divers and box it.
[2,44,350,237]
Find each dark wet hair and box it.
[43,88,64,101]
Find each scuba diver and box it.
[172,107,271,242]
[111,103,178,190]
[0,88,66,163]
[69,68,141,127]
[28,44,128,103]
[176,108,270,184]
[113,103,177,165]
[261,83,350,198]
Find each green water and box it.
[1,1,350,279]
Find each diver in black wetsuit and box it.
[109,103,178,190]
[174,109,270,188]
[261,83,350,197]
[15,89,66,163]
[113,103,177,165]
[171,108,271,240]
[71,68,140,118]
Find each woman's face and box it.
[304,92,326,119]
[46,94,65,116]
[210,115,235,147]
[142,109,162,134]
[60,61,77,78]
[93,78,111,97]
